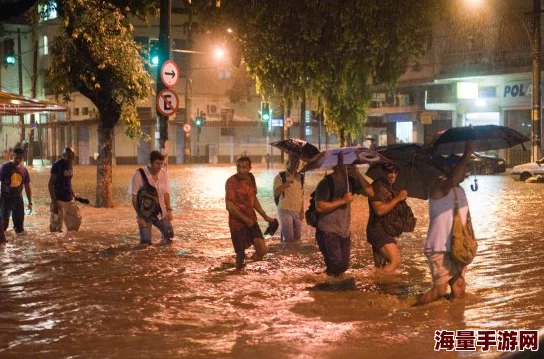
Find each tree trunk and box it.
[96,123,114,208]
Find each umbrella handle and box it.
[470,178,478,192]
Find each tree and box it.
[48,0,156,207]
[195,0,437,145]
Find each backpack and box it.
[381,200,417,237]
[136,168,162,219]
[274,171,305,206]
[305,175,334,227]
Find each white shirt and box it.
[425,187,469,252]
[129,166,171,219]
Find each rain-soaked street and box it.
[1,164,543,358]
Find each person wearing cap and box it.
[417,141,475,305]
[314,153,374,277]
[0,147,32,234]
[273,154,304,242]
[225,156,277,269]
[49,147,82,232]
[366,163,408,274]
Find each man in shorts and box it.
[49,147,82,232]
[225,156,276,269]
[417,141,475,305]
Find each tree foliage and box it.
[48,0,156,138]
[195,0,437,143]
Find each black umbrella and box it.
[270,138,320,162]
[366,143,443,200]
[423,125,530,155]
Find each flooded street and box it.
[1,164,543,358]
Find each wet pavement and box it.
[1,164,543,358]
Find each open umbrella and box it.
[300,146,390,173]
[424,125,530,155]
[270,138,320,162]
[366,143,443,200]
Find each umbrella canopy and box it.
[270,138,320,162]
[366,143,443,200]
[300,146,390,172]
[0,91,67,115]
[424,125,530,155]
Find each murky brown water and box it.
[1,164,543,358]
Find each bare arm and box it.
[226,199,254,227]
[316,192,353,214]
[164,193,173,221]
[348,166,374,198]
[253,196,274,223]
[429,141,475,199]
[371,190,408,216]
[24,183,32,210]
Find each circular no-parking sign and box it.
[183,123,191,132]
[156,89,179,117]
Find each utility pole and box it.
[17,28,25,149]
[184,1,194,164]
[531,0,542,162]
[156,0,171,165]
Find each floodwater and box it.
[1,164,543,359]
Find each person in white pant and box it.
[273,154,304,242]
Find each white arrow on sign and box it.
[157,89,179,117]
[161,60,180,88]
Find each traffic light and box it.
[149,39,159,66]
[3,38,15,65]
[260,101,270,122]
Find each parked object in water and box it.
[511,157,544,181]
[468,152,507,175]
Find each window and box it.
[479,86,497,98]
[305,125,313,136]
[82,107,89,115]
[43,36,48,55]
[73,108,80,116]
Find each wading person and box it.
[273,154,304,242]
[225,156,276,269]
[366,163,408,274]
[314,154,373,277]
[129,150,174,245]
[0,147,32,234]
[49,147,82,232]
[417,141,475,305]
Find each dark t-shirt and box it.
[0,161,30,197]
[315,174,363,237]
[51,158,74,202]
[366,178,396,243]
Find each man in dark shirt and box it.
[48,147,82,232]
[0,147,32,233]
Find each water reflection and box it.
[0,165,543,358]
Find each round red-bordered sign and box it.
[156,89,179,117]
[160,60,180,88]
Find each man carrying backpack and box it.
[273,154,304,242]
[314,153,373,277]
[129,150,174,245]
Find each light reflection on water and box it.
[0,165,543,358]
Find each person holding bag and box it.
[417,141,475,305]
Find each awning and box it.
[0,91,67,115]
